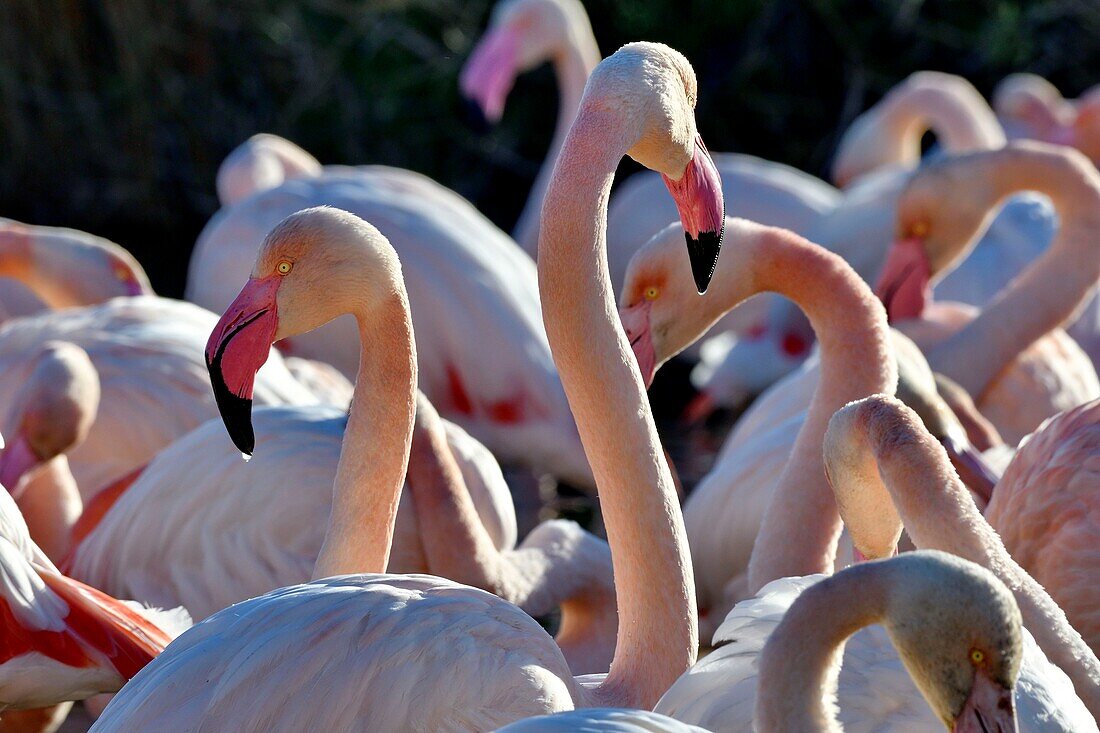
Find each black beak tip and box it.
[460,97,492,135]
[686,223,724,294]
[207,360,256,458]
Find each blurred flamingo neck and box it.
[839,399,1100,717]
[746,228,895,593]
[540,104,696,708]
[756,564,891,733]
[404,398,499,587]
[312,292,417,579]
[887,84,1004,162]
[928,152,1100,397]
[513,22,600,254]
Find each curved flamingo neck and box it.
[927,149,1100,397]
[742,227,895,593]
[885,83,1005,163]
[312,290,418,579]
[540,104,695,708]
[829,398,1100,718]
[512,21,600,254]
[755,563,894,732]
[404,395,500,588]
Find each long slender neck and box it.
[540,106,695,708]
[312,292,418,579]
[403,396,500,588]
[889,84,1005,161]
[745,228,896,593]
[847,402,1100,718]
[512,24,600,255]
[927,151,1100,397]
[756,563,892,732]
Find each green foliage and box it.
[0,0,1098,295]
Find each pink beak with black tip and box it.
[875,237,932,323]
[662,134,725,293]
[205,275,282,457]
[459,25,522,125]
[952,667,1018,733]
[619,300,657,387]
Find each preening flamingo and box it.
[994,73,1100,164]
[463,0,836,354]
[0,297,317,501]
[877,141,1100,443]
[657,552,1028,733]
[188,164,591,488]
[68,395,617,674]
[0,343,99,563]
[92,43,724,730]
[984,398,1100,656]
[619,217,894,635]
[824,394,1100,722]
[215,133,323,207]
[0,218,151,327]
[0,482,188,713]
[693,72,1061,411]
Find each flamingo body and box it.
[92,575,577,732]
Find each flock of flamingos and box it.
[3,1,1100,731]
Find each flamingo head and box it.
[460,0,590,125]
[207,207,400,456]
[0,342,100,498]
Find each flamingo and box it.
[91,43,722,731]
[692,73,1060,412]
[189,162,590,489]
[984,398,1100,656]
[462,0,837,356]
[650,394,1096,732]
[877,141,1100,443]
[0,476,188,716]
[620,216,895,636]
[822,394,1100,722]
[994,73,1100,163]
[0,218,151,327]
[0,297,318,503]
[66,395,618,674]
[0,343,99,563]
[215,133,323,207]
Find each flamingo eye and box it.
[909,221,929,238]
[970,649,985,665]
[113,263,130,282]
[276,260,293,276]
[644,286,660,301]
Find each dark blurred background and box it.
[2,0,1099,297]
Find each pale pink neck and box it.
[540,105,695,708]
[404,396,500,587]
[743,227,895,593]
[843,400,1100,718]
[756,563,892,733]
[512,23,600,254]
[886,83,1005,162]
[927,150,1100,397]
[312,293,418,579]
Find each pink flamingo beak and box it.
[459,25,521,124]
[619,301,657,387]
[0,434,41,499]
[662,134,725,293]
[875,236,932,323]
[205,275,281,456]
[952,668,1018,733]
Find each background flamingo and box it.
[984,398,1100,655]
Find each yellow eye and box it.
[644,286,660,301]
[970,649,985,665]
[113,263,130,282]
[910,221,929,238]
[276,260,293,276]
